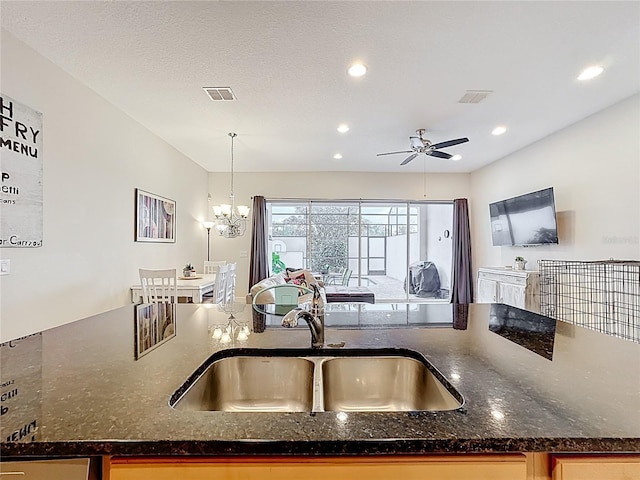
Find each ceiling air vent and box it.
[203,87,236,101]
[458,90,492,104]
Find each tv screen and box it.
[489,187,559,246]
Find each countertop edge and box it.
[2,438,640,458]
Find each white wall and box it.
[0,30,210,341]
[208,171,471,295]
[385,232,420,282]
[470,94,640,273]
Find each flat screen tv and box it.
[489,187,559,246]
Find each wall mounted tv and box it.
[489,187,559,246]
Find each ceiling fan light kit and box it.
[377,129,469,166]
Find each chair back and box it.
[225,263,237,303]
[204,260,226,275]
[341,268,352,286]
[214,264,229,304]
[139,268,178,303]
[325,268,345,285]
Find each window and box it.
[266,200,453,302]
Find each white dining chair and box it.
[214,264,229,304]
[225,262,237,303]
[201,261,226,300]
[203,260,226,275]
[138,268,178,304]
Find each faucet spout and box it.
[281,308,324,348]
[281,283,325,348]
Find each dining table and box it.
[130,273,216,303]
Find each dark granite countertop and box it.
[1,302,639,457]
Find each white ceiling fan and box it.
[377,129,469,165]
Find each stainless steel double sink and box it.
[170,348,463,413]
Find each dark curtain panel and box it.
[248,195,268,291]
[451,198,474,304]
[452,303,469,330]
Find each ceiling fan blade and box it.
[427,150,453,159]
[376,150,413,156]
[400,153,418,165]
[431,137,469,150]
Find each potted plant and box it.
[514,256,527,270]
[183,263,195,277]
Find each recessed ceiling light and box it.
[492,126,507,136]
[333,153,343,160]
[337,124,350,133]
[451,154,462,161]
[577,65,604,81]
[348,63,367,77]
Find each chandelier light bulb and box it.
[237,205,250,218]
[220,204,232,216]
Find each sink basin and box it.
[171,348,463,413]
[322,356,461,411]
[172,356,315,412]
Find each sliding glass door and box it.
[266,200,453,302]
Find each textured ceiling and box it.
[1,1,639,173]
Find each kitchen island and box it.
[1,302,639,478]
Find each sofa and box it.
[246,269,325,305]
[247,269,375,305]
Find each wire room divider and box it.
[539,259,640,343]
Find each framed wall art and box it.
[135,189,176,243]
[134,303,176,359]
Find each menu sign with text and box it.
[0,93,43,248]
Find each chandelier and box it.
[212,132,250,238]
[208,303,250,346]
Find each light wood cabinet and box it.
[107,455,528,480]
[0,458,90,480]
[551,455,640,480]
[477,267,540,313]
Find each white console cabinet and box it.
[477,267,540,313]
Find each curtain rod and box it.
[254,197,455,204]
